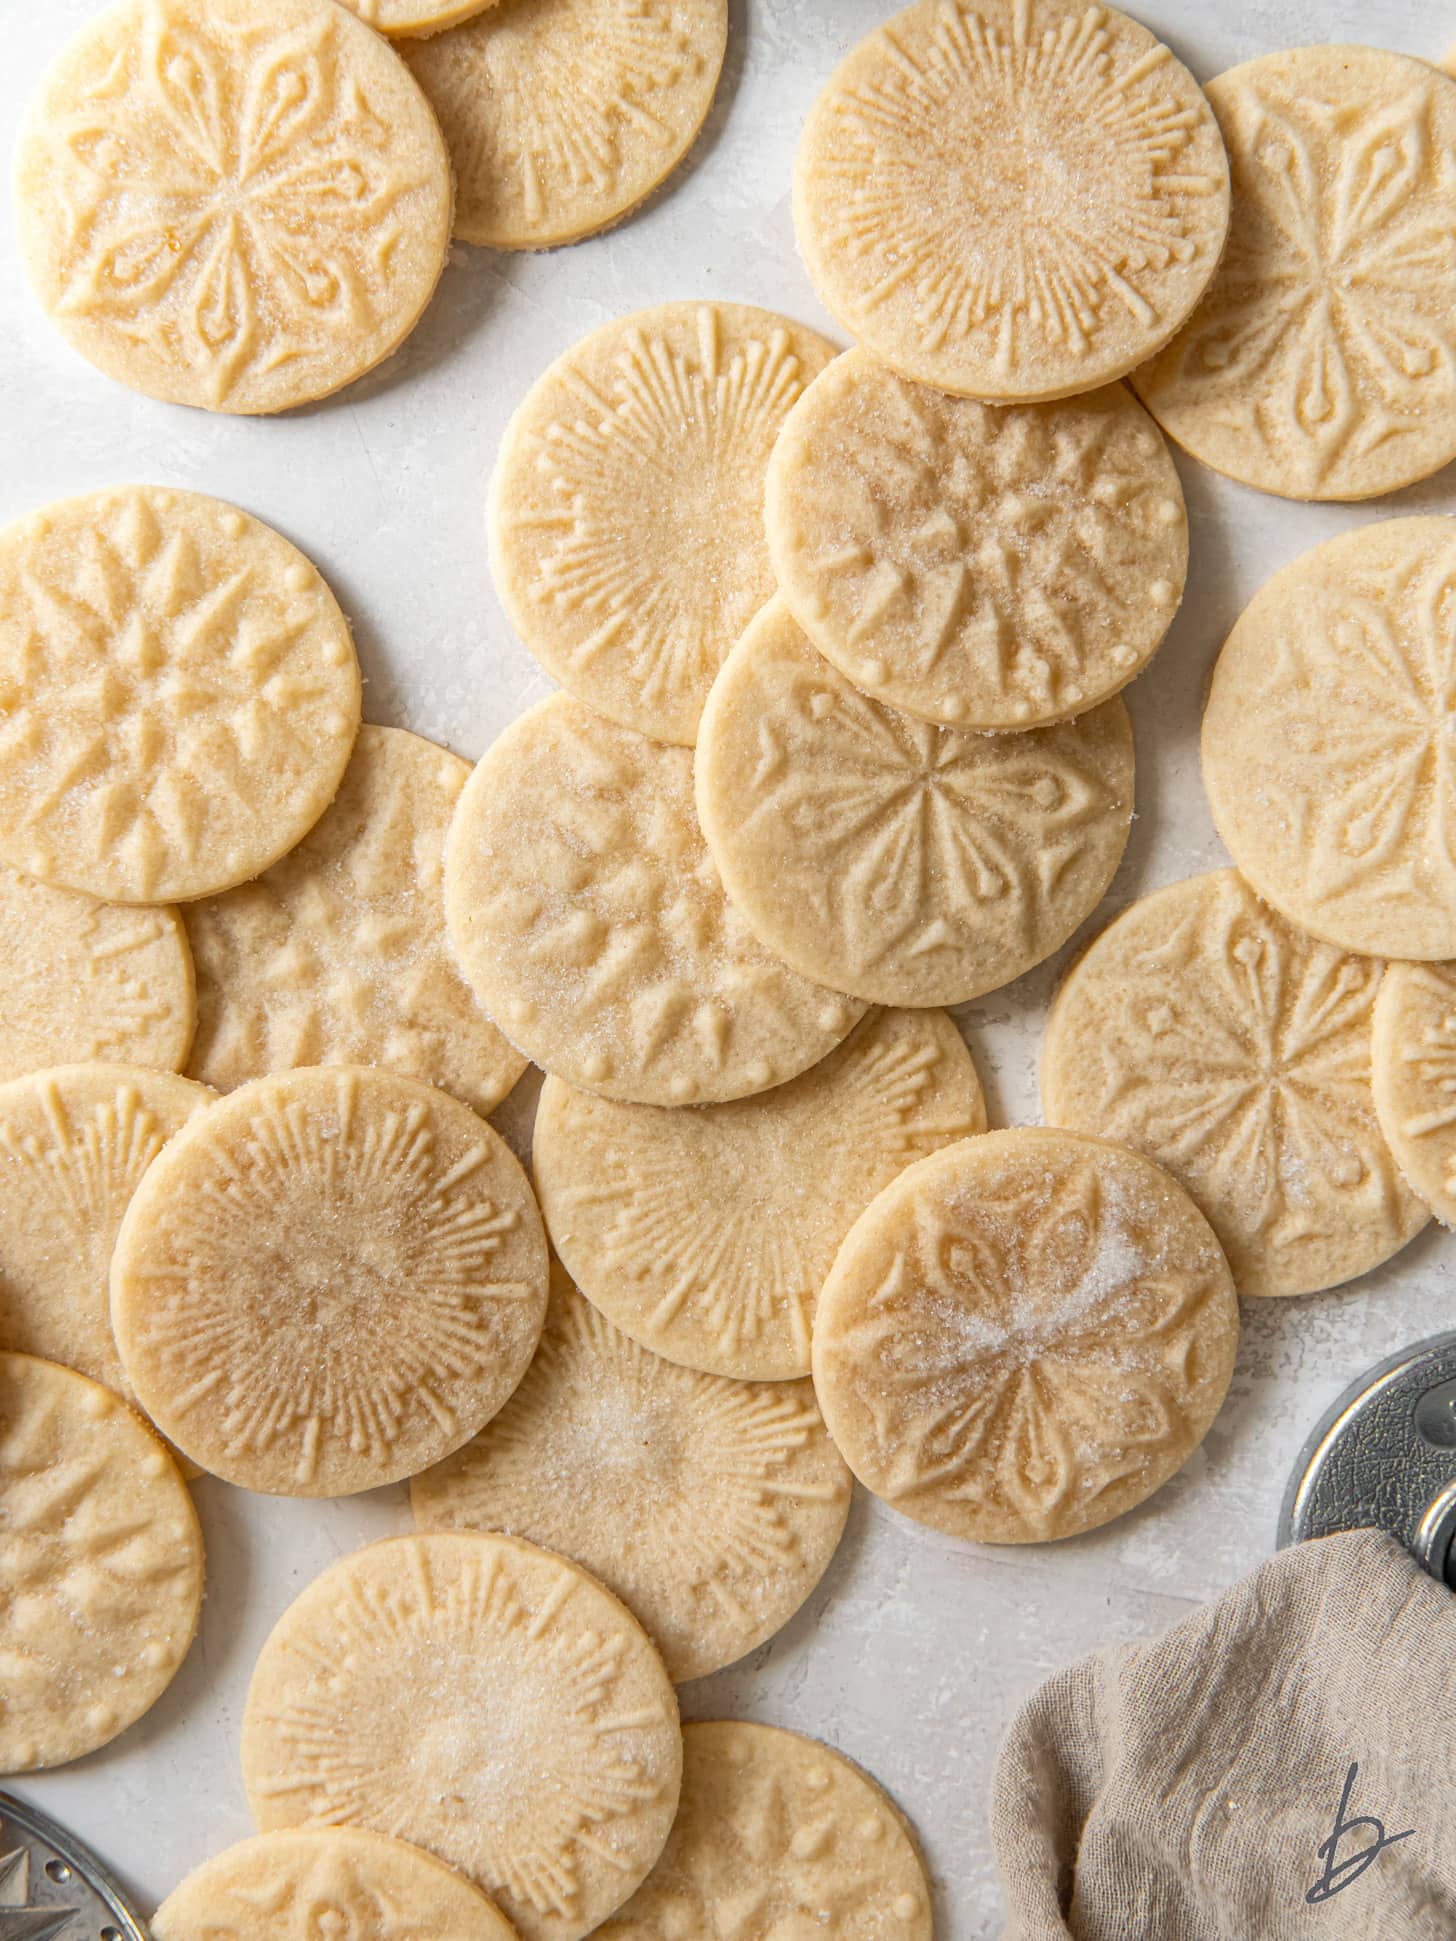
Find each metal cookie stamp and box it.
[1279,1330,1456,1587]
[0,1793,148,1941]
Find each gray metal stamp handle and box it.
[0,1793,148,1941]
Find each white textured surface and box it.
[4,2,1456,1934]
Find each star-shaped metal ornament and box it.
[0,1794,147,1941]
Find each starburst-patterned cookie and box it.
[109,1066,549,1495]
[242,1531,682,1941]
[766,355,1187,730]
[794,0,1229,401]
[1134,48,1456,502]
[533,1008,985,1379]
[1373,963,1456,1225]
[695,604,1134,1007]
[0,1352,203,1772]
[491,303,837,744]
[15,0,453,414]
[404,0,727,249]
[597,1721,932,1940]
[186,726,526,1114]
[811,1129,1239,1542]
[412,1266,852,1681]
[152,1828,516,1941]
[1043,872,1427,1297]
[1203,517,1456,961]
[444,695,863,1106]
[0,867,194,1082]
[0,488,361,905]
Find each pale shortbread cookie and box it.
[337,0,500,38]
[242,1531,682,1941]
[110,1067,548,1496]
[404,0,727,249]
[1133,49,1456,502]
[187,726,526,1115]
[696,604,1134,1007]
[0,1352,203,1772]
[0,1065,214,1401]
[412,1266,853,1681]
[444,695,864,1106]
[812,1129,1239,1543]
[532,1008,985,1380]
[0,867,194,1081]
[0,488,361,905]
[16,0,453,415]
[1373,963,1456,1226]
[598,1721,932,1940]
[1043,873,1428,1296]
[1203,518,1456,961]
[793,0,1229,402]
[490,304,837,745]
[766,355,1187,730]
[152,1829,517,1941]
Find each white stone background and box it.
[3,0,1456,1933]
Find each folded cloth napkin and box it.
[992,1530,1456,1939]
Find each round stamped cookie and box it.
[1133,49,1456,502]
[598,1721,932,1940]
[1043,872,1428,1297]
[0,867,194,1082]
[533,1008,985,1380]
[444,695,864,1106]
[0,487,361,905]
[152,1829,516,1941]
[765,355,1187,730]
[1203,517,1456,961]
[696,604,1134,1007]
[412,1266,852,1682]
[793,0,1229,402]
[242,1531,683,1941]
[15,0,452,415]
[187,726,526,1115]
[0,1065,214,1400]
[812,1129,1239,1542]
[1373,963,1456,1225]
[109,1067,548,1496]
[0,1352,203,1772]
[490,303,837,746]
[404,0,727,250]
[337,0,500,38]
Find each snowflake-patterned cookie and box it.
[242,1531,682,1941]
[766,354,1187,730]
[186,726,526,1115]
[491,303,837,745]
[1203,517,1456,961]
[597,1721,932,1940]
[1134,48,1456,502]
[15,0,452,415]
[695,603,1134,1006]
[412,1265,852,1681]
[0,867,194,1082]
[1373,962,1456,1226]
[1043,872,1427,1297]
[0,1352,203,1771]
[109,1066,548,1495]
[533,1008,985,1380]
[811,1128,1239,1543]
[794,0,1229,401]
[152,1828,516,1941]
[0,487,361,904]
[443,694,864,1106]
[404,0,727,250]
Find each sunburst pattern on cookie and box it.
[110,1068,546,1494]
[243,1534,681,1941]
[413,1274,851,1679]
[493,305,835,743]
[1373,963,1456,1224]
[17,0,450,413]
[795,0,1228,396]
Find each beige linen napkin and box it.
[992,1530,1456,1939]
